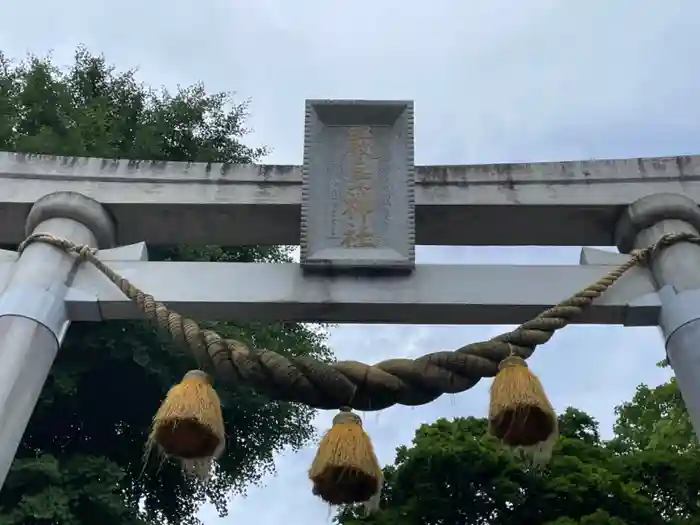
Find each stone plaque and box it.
[301,100,415,273]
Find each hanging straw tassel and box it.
[148,370,225,469]
[308,407,382,506]
[488,354,558,457]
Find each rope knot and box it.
[630,248,650,266]
[332,410,362,426]
[77,245,97,259]
[498,355,527,371]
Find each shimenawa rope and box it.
[17,231,692,412]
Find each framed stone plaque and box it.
[300,99,415,273]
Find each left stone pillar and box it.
[0,191,115,488]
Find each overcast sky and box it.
[2,0,699,523]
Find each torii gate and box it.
[0,99,699,495]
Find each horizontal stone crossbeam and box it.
[1,152,699,247]
[0,244,661,326]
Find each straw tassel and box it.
[488,354,557,457]
[308,407,382,506]
[147,370,225,473]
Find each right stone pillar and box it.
[616,193,700,435]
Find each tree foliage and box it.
[338,373,700,525]
[0,47,332,525]
[611,375,696,454]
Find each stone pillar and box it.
[616,193,700,436]
[0,192,115,488]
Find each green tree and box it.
[611,368,700,523]
[336,408,674,525]
[611,365,695,454]
[0,48,332,524]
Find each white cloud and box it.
[0,0,695,523]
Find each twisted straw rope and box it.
[18,232,694,411]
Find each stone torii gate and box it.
[0,99,699,491]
